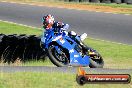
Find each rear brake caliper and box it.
[88,49,98,59]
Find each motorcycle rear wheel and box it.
[89,53,104,68]
[80,43,104,68]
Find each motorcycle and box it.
[41,28,104,68]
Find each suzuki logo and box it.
[69,49,74,53]
[74,60,78,63]
[74,55,79,57]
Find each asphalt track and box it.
[0,2,132,45]
[0,66,132,74]
[0,2,132,73]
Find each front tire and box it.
[47,44,69,67]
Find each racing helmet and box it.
[42,14,55,29]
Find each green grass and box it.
[0,21,132,68]
[0,21,42,35]
[82,3,132,8]
[22,58,54,66]
[0,72,131,88]
[84,38,132,68]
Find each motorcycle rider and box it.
[41,14,87,47]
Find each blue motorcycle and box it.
[42,28,104,68]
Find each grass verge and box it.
[0,21,42,35]
[0,72,131,88]
[1,0,132,14]
[0,21,132,68]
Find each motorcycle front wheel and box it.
[47,44,69,67]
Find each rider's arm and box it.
[54,22,69,30]
[62,23,69,30]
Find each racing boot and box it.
[68,31,88,51]
[79,33,88,51]
[80,33,87,41]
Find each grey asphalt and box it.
[0,66,132,74]
[0,2,132,44]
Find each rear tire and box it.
[83,45,104,68]
[89,54,104,68]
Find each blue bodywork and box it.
[42,29,90,66]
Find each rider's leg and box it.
[68,31,88,50]
[68,31,87,42]
[80,33,87,41]
[68,31,77,39]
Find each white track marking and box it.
[87,37,132,46]
[104,12,112,14]
[0,20,42,30]
[113,13,118,14]
[0,1,131,16]
[125,14,131,16]
[95,11,101,13]
[0,19,131,46]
